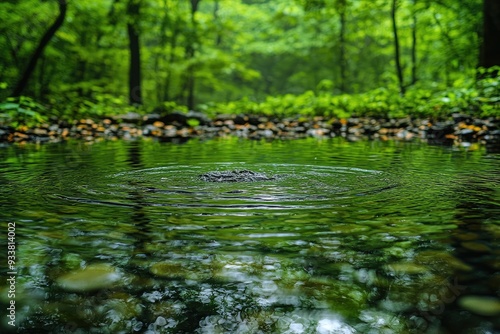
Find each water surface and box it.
[0,138,499,333]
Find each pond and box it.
[0,137,499,333]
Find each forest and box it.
[0,0,499,126]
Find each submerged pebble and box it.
[149,261,202,279]
[56,263,122,292]
[316,318,355,334]
[150,261,187,278]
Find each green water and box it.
[0,138,499,333]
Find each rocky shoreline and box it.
[1,111,499,151]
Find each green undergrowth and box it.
[202,67,499,119]
[1,68,498,129]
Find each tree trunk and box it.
[214,0,222,46]
[164,20,180,102]
[338,0,347,93]
[391,0,405,95]
[410,0,418,86]
[127,0,142,105]
[12,0,67,97]
[479,0,500,69]
[154,0,170,103]
[36,54,47,98]
[185,0,201,110]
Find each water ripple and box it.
[54,163,398,213]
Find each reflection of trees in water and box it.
[123,141,161,329]
[443,173,500,332]
[125,141,152,253]
[453,178,498,283]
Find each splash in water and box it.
[199,169,277,182]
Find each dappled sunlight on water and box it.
[0,138,499,333]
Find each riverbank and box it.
[1,112,499,152]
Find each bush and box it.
[206,69,499,119]
[0,96,47,127]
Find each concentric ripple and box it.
[55,163,398,213]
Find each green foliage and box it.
[474,66,500,116]
[186,118,200,127]
[0,74,497,128]
[0,0,495,125]
[156,101,188,114]
[206,71,500,119]
[0,96,47,127]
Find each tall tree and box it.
[479,0,500,70]
[391,0,405,95]
[213,0,222,46]
[12,0,67,97]
[185,0,201,110]
[153,0,171,103]
[165,13,182,103]
[127,0,142,105]
[338,0,348,93]
[410,0,418,85]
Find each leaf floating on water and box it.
[150,261,187,278]
[56,263,122,292]
[461,241,492,253]
[459,296,500,316]
[384,262,429,275]
[415,251,472,272]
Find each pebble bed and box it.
[1,112,499,151]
